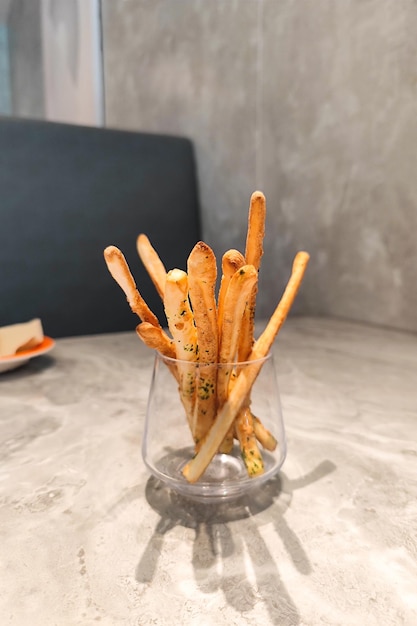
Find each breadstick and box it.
[245,191,266,269]
[217,249,245,340]
[252,413,277,451]
[104,245,160,327]
[234,192,266,454]
[164,269,197,360]
[238,191,266,362]
[252,251,309,357]
[136,234,167,300]
[235,407,264,476]
[187,242,218,445]
[135,322,176,360]
[136,322,179,384]
[218,264,257,401]
[187,242,218,360]
[164,269,198,434]
[182,251,309,483]
[217,264,258,452]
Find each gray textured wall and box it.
[8,0,44,118]
[102,0,417,333]
[0,24,11,115]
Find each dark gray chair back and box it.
[0,117,201,337]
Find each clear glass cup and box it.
[142,352,286,502]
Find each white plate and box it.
[0,337,55,373]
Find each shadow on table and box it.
[0,355,56,380]
[137,460,336,625]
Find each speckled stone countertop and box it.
[1,317,416,626]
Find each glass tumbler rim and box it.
[155,350,273,368]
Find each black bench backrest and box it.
[0,117,201,337]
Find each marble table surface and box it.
[0,317,416,626]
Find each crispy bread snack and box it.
[187,242,218,445]
[164,268,198,434]
[187,242,218,362]
[217,249,245,340]
[217,264,258,401]
[136,322,176,360]
[238,191,266,362]
[182,251,310,483]
[217,264,258,453]
[104,246,160,327]
[245,191,266,269]
[164,269,197,360]
[234,191,266,465]
[252,413,277,451]
[235,407,264,476]
[136,322,178,382]
[136,234,167,300]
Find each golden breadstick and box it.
[187,242,218,445]
[245,191,266,269]
[136,234,167,300]
[164,269,198,433]
[136,322,179,384]
[218,264,257,401]
[164,269,198,360]
[217,249,245,340]
[235,407,264,476]
[187,241,218,359]
[252,251,309,356]
[238,191,266,362]
[235,192,267,453]
[252,413,277,451]
[135,322,176,360]
[104,245,160,327]
[182,251,310,483]
[217,265,258,453]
